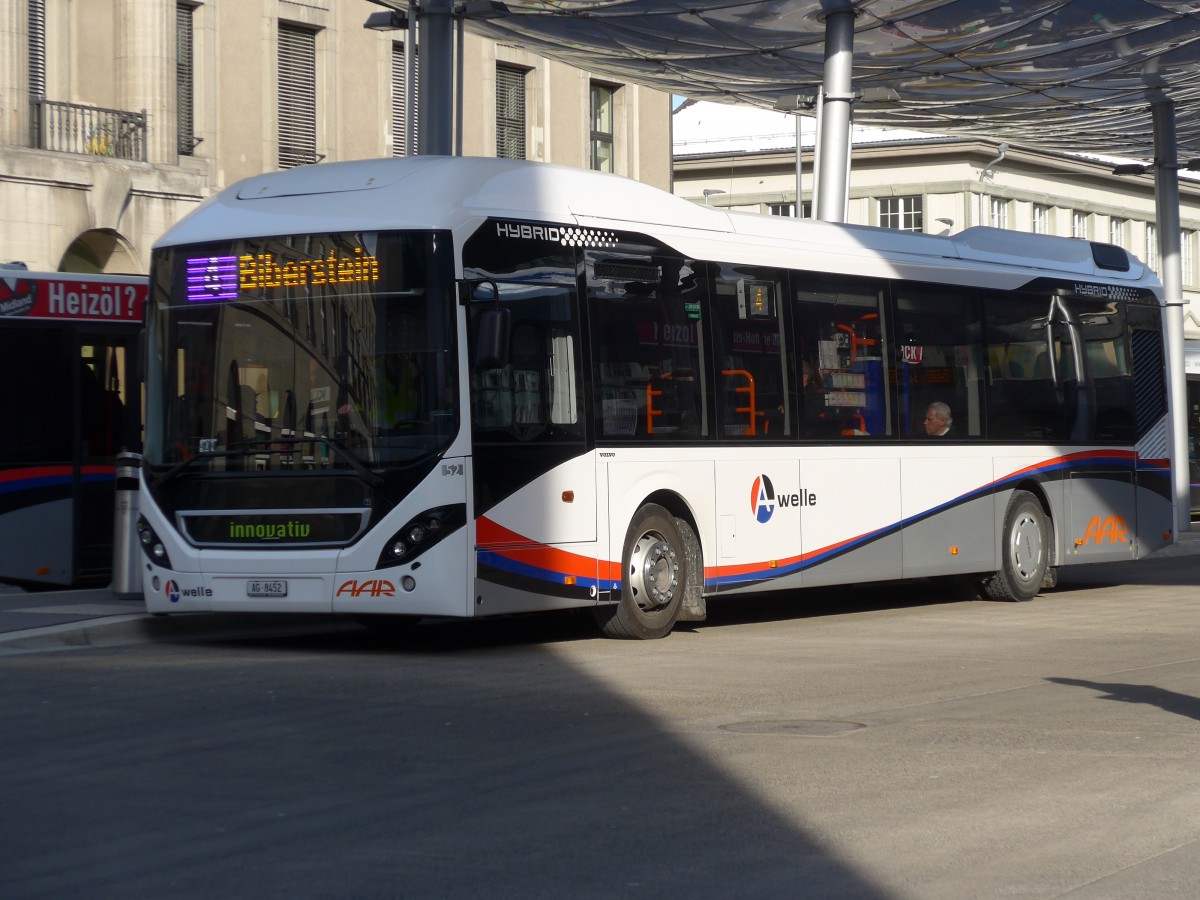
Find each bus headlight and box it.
[376,504,465,569]
[136,515,174,569]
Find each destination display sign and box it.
[185,247,380,301]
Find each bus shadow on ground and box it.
[4,622,894,899]
[202,550,1195,657]
[220,578,972,657]
[1049,553,1200,592]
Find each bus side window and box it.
[589,253,709,441]
[890,287,984,439]
[710,266,789,439]
[793,279,889,439]
[1073,299,1135,444]
[469,286,582,443]
[985,292,1075,441]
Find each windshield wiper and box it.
[255,437,385,488]
[153,438,384,489]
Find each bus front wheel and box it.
[595,504,686,639]
[983,490,1048,602]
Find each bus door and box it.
[76,332,137,580]
[467,279,595,614]
[1061,297,1137,562]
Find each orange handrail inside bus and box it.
[835,315,879,365]
[645,381,663,434]
[721,369,757,436]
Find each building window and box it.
[1184,231,1196,286]
[989,197,1009,229]
[1072,210,1089,239]
[29,0,46,99]
[1145,223,1158,271]
[1110,218,1127,248]
[391,41,417,157]
[768,201,813,218]
[590,83,615,173]
[879,196,923,232]
[176,3,195,156]
[1032,204,1050,235]
[278,23,317,169]
[496,64,526,160]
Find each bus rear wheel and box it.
[983,490,1048,602]
[595,504,686,639]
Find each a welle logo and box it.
[750,474,817,524]
[165,580,212,602]
[229,519,313,540]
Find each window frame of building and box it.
[1072,210,1089,240]
[495,64,527,160]
[176,3,196,156]
[989,197,1009,229]
[1183,230,1196,287]
[277,22,319,170]
[767,201,815,218]
[1032,204,1050,235]
[28,0,46,100]
[1145,223,1158,272]
[878,195,924,232]
[391,40,417,157]
[1109,217,1127,248]
[590,82,617,173]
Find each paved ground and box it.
[3,537,1200,898]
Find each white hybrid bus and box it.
[139,157,1172,638]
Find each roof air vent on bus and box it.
[1090,242,1130,272]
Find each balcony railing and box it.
[30,99,147,162]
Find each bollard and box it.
[111,450,143,600]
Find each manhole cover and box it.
[719,719,867,737]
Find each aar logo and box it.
[1079,515,1128,545]
[750,474,776,523]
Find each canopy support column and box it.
[418,0,454,156]
[814,9,855,223]
[1152,97,1191,535]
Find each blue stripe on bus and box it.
[708,451,1155,590]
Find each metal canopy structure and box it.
[461,0,1200,159]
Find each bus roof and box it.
[155,156,1159,292]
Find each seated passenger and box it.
[923,401,953,437]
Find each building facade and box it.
[0,0,671,274]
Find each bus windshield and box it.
[145,231,457,476]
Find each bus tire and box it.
[983,490,1048,602]
[674,516,706,623]
[595,504,685,639]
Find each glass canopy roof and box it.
[448,0,1200,158]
